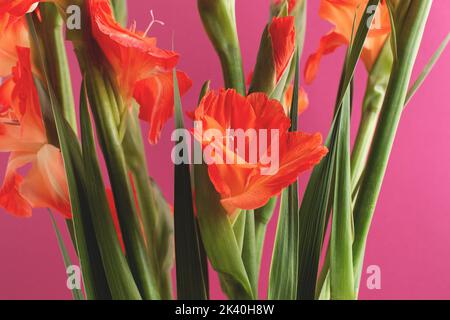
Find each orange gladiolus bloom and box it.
[0,47,70,218]
[193,89,328,214]
[88,0,192,143]
[304,0,391,84]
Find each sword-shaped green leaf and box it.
[48,210,84,300]
[268,51,300,300]
[173,69,208,300]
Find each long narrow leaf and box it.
[173,69,208,300]
[405,33,450,106]
[269,51,300,300]
[49,210,84,300]
[330,89,354,300]
[241,212,258,297]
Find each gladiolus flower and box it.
[0,47,70,218]
[193,89,327,214]
[88,0,192,143]
[304,0,391,84]
[0,15,29,77]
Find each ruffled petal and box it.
[194,89,327,215]
[246,92,290,132]
[195,89,257,133]
[221,132,328,213]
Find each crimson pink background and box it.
[0,0,449,300]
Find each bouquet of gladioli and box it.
[0,0,446,300]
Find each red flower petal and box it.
[134,71,192,144]
[304,31,347,84]
[0,0,40,17]
[0,170,32,217]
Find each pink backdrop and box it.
[0,0,449,300]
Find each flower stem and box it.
[351,41,393,191]
[198,0,246,94]
[38,3,77,131]
[111,0,128,27]
[352,0,432,291]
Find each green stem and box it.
[110,0,128,27]
[351,110,379,188]
[198,0,245,94]
[39,3,77,131]
[254,197,277,266]
[242,212,258,298]
[352,0,432,292]
[315,242,330,299]
[218,47,246,94]
[351,41,393,190]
